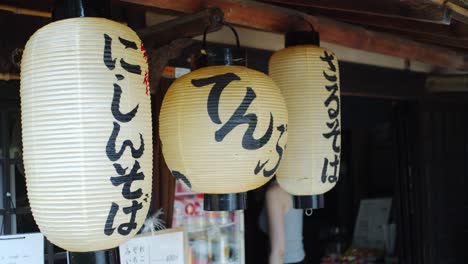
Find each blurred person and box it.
[259,178,306,264]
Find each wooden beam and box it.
[121,0,468,70]
[452,11,468,24]
[183,42,427,100]
[148,39,194,95]
[0,4,51,18]
[138,7,224,48]
[426,75,468,93]
[426,0,468,24]
[0,73,20,81]
[285,7,468,50]
[340,61,426,100]
[262,0,451,24]
[368,27,468,51]
[287,8,468,41]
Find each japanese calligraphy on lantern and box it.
[159,66,288,194]
[119,228,186,264]
[270,44,341,196]
[320,51,341,184]
[103,33,152,237]
[191,72,287,178]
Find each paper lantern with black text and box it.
[269,31,340,208]
[159,66,288,210]
[20,17,152,251]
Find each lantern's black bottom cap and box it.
[69,249,117,264]
[293,195,324,209]
[204,192,247,211]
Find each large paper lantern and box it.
[20,17,152,252]
[269,31,340,208]
[159,66,288,210]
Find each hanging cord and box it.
[202,21,240,52]
[8,193,16,210]
[0,192,16,235]
[299,14,317,32]
[196,21,242,68]
[288,13,318,32]
[0,213,4,234]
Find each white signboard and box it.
[119,228,187,264]
[0,233,44,264]
[353,198,392,250]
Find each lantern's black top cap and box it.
[53,0,111,21]
[293,195,324,209]
[194,47,245,70]
[285,31,320,47]
[204,193,247,211]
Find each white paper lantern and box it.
[20,17,153,252]
[159,66,288,209]
[270,31,341,199]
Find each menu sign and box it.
[0,233,44,264]
[119,228,187,264]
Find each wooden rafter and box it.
[262,0,452,24]
[279,7,468,40]
[292,9,468,50]
[121,0,468,70]
[139,7,224,48]
[366,26,468,51]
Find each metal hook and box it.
[305,208,314,216]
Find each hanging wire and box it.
[0,216,4,235]
[202,21,241,51]
[8,193,16,211]
[0,192,16,235]
[197,21,243,68]
[297,14,317,32]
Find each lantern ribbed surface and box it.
[270,45,341,195]
[159,66,288,194]
[21,17,152,252]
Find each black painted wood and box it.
[395,97,468,264]
[418,99,468,264]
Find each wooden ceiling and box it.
[262,0,468,52]
[1,0,468,71]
